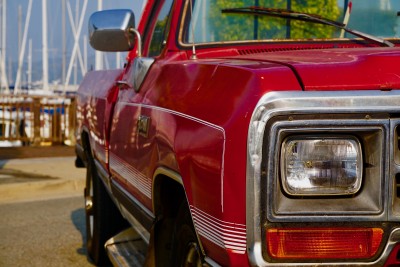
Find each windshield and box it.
[184,0,400,44]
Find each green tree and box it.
[206,0,341,42]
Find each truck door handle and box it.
[137,115,150,137]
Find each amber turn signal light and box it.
[267,227,383,260]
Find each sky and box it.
[1,0,145,86]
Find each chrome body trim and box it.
[112,179,155,222]
[247,90,400,266]
[204,256,222,267]
[119,205,151,244]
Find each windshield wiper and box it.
[222,6,395,47]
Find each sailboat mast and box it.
[28,39,32,89]
[1,0,5,75]
[62,0,66,87]
[14,0,33,94]
[42,0,49,91]
[18,5,22,53]
[95,0,103,70]
[0,0,9,92]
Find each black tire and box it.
[84,156,128,266]
[171,201,203,267]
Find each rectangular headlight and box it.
[281,136,363,196]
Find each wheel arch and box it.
[151,167,207,261]
[152,167,183,216]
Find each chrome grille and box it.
[396,174,400,198]
[395,124,400,198]
[390,120,400,220]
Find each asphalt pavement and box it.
[0,146,86,203]
[0,146,93,266]
[0,196,95,267]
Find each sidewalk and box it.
[0,146,76,160]
[0,155,86,203]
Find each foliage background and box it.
[207,0,341,41]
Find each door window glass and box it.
[148,0,175,57]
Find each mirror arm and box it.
[130,28,142,57]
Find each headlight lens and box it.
[281,136,362,196]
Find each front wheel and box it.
[172,201,204,267]
[84,156,127,266]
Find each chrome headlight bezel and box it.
[267,121,384,219]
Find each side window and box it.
[148,0,174,57]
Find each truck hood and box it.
[239,47,400,91]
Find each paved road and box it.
[0,154,96,266]
[0,196,95,267]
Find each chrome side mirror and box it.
[89,9,138,52]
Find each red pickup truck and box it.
[75,0,400,266]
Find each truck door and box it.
[108,0,175,216]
